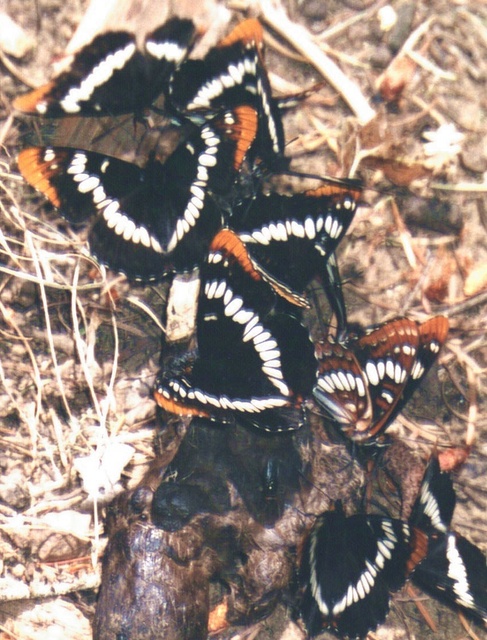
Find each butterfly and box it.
[13,17,196,117]
[313,316,449,442]
[17,106,258,280]
[299,501,412,639]
[230,179,362,331]
[154,229,317,432]
[409,457,487,626]
[299,454,475,638]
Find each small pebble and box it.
[461,137,487,174]
[11,563,25,578]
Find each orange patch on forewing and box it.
[230,105,257,170]
[17,147,63,208]
[419,316,449,347]
[407,528,429,575]
[305,182,362,203]
[217,19,263,49]
[153,390,208,418]
[210,229,261,282]
[13,82,55,114]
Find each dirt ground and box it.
[0,0,486,638]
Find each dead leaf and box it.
[464,262,487,297]
[376,56,417,103]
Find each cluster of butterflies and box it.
[301,456,487,638]
[13,15,486,639]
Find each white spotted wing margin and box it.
[299,502,411,639]
[154,230,317,433]
[412,532,487,626]
[231,183,361,324]
[13,17,196,117]
[313,316,449,443]
[313,338,372,438]
[409,457,487,626]
[17,145,220,281]
[409,456,456,534]
[17,108,256,281]
[349,317,421,442]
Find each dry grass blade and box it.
[241,0,376,125]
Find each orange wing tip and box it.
[13,82,54,114]
[214,105,257,171]
[420,315,449,344]
[218,19,264,49]
[210,228,241,253]
[208,598,229,634]
[17,147,62,208]
[210,229,262,282]
[232,104,258,124]
[17,146,41,172]
[153,389,208,418]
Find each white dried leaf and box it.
[377,6,397,32]
[40,510,92,537]
[422,123,464,161]
[74,442,134,501]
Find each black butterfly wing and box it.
[233,182,360,312]
[155,230,315,431]
[17,107,257,279]
[301,507,411,638]
[143,17,197,97]
[17,146,172,279]
[405,453,487,625]
[169,19,285,163]
[156,105,258,271]
[13,17,195,116]
[196,232,315,417]
[412,532,487,626]
[409,456,456,534]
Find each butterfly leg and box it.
[323,253,348,342]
